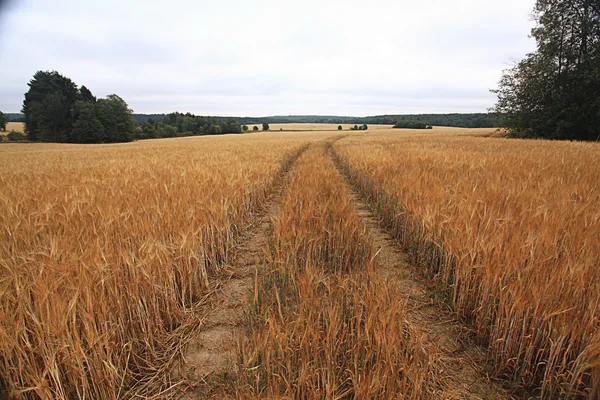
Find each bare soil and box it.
[176,151,302,398]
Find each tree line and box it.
[130,113,498,128]
[493,0,600,141]
[17,71,246,143]
[21,71,136,143]
[393,119,432,129]
[137,113,243,140]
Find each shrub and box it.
[393,120,427,129]
[7,130,27,141]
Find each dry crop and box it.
[2,122,25,134]
[231,142,442,399]
[0,134,311,398]
[333,132,600,398]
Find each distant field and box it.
[264,123,497,136]
[264,123,393,131]
[3,122,24,133]
[1,122,494,136]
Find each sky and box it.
[0,0,537,116]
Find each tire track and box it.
[176,145,308,398]
[329,145,510,400]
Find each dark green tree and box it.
[243,125,249,131]
[262,123,269,131]
[492,0,600,140]
[22,71,79,142]
[71,100,105,143]
[78,85,96,102]
[160,125,177,138]
[393,119,427,129]
[253,125,259,131]
[182,116,196,133]
[337,125,342,130]
[226,121,242,133]
[0,111,6,131]
[96,94,136,142]
[139,122,158,139]
[208,124,222,134]
[7,130,27,141]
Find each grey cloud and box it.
[0,0,536,115]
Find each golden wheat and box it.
[0,134,314,398]
[1,122,25,134]
[232,141,442,399]
[334,131,600,397]
[2,126,596,398]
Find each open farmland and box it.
[0,126,598,399]
[0,132,319,398]
[265,123,393,131]
[333,131,600,397]
[2,122,25,134]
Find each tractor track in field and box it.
[176,144,308,398]
[329,145,511,400]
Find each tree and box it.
[78,85,96,102]
[253,125,259,131]
[492,0,600,140]
[262,123,269,131]
[21,71,137,143]
[243,125,249,131]
[226,121,242,133]
[139,122,158,139]
[71,100,105,143]
[95,95,136,142]
[7,130,27,141]
[22,71,79,142]
[393,120,427,129]
[160,125,177,138]
[208,124,222,134]
[337,125,342,131]
[0,111,6,131]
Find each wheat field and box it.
[0,126,598,399]
[2,122,25,134]
[0,133,323,398]
[334,130,600,397]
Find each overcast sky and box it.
[0,0,536,116]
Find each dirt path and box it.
[177,147,305,398]
[330,150,510,399]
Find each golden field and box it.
[0,126,598,399]
[233,142,440,398]
[264,123,392,131]
[2,122,25,133]
[334,131,600,397]
[0,133,321,398]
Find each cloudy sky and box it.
[0,0,536,116]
